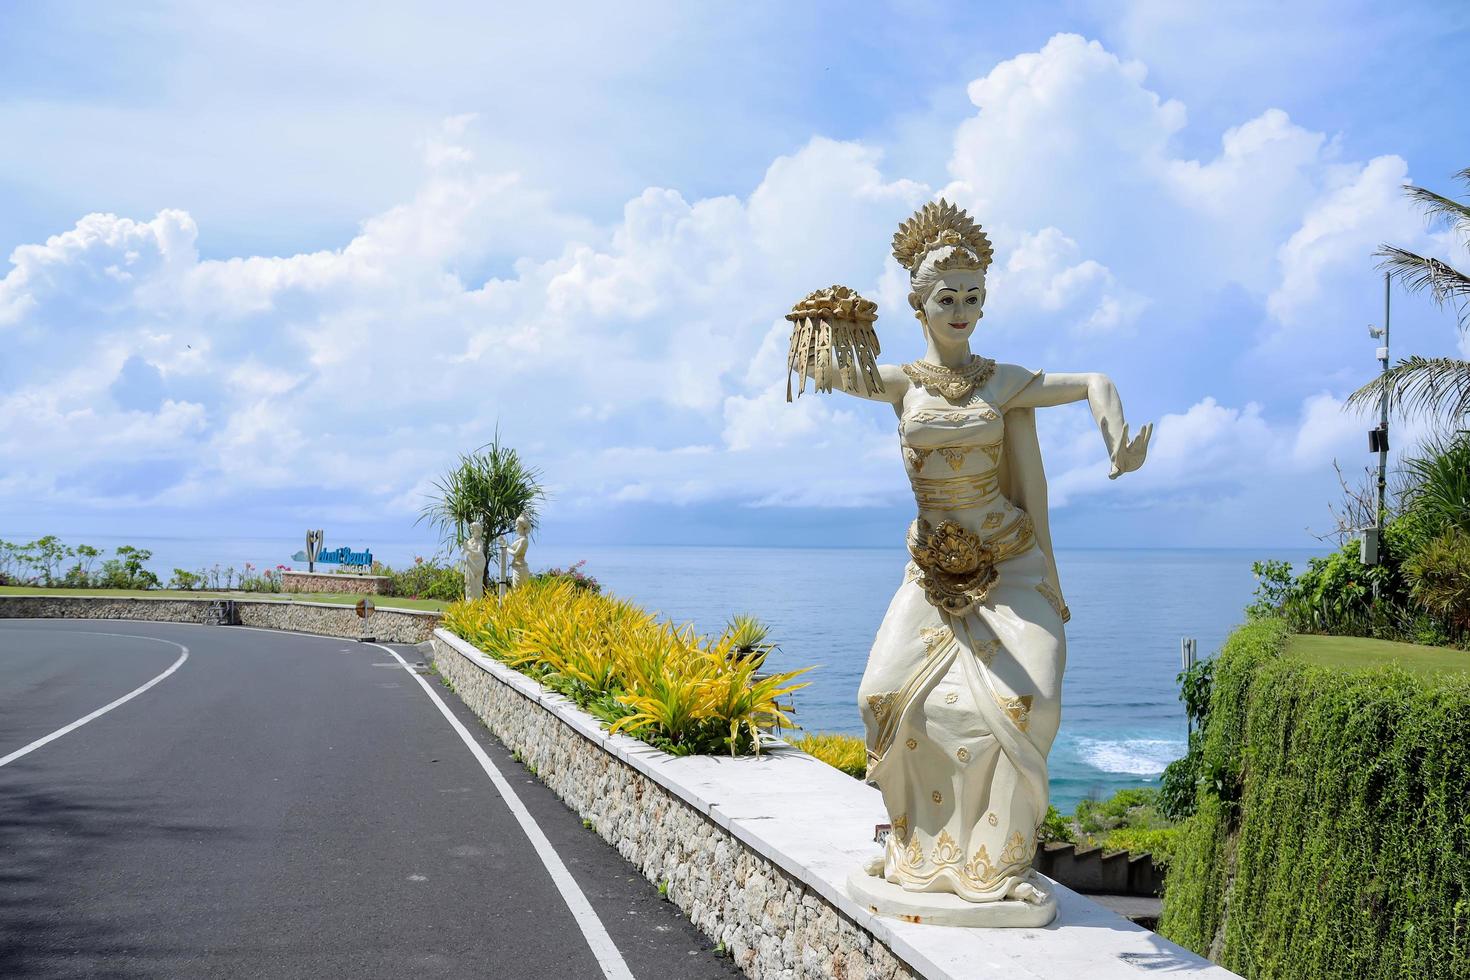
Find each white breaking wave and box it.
[1076,738,1185,776]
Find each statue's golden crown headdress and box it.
[891,199,993,273]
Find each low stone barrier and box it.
[279,571,391,594]
[0,595,439,643]
[429,628,1238,980]
[1036,841,1165,897]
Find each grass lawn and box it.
[0,585,449,613]
[1286,633,1470,679]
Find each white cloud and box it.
[2,31,1462,547]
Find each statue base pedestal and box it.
[846,869,1057,928]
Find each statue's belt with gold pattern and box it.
[906,506,1035,617]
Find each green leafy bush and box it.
[169,568,203,590]
[1159,617,1470,978]
[1038,805,1074,844]
[96,546,160,590]
[1100,826,1181,866]
[1073,787,1172,840]
[1160,658,1214,819]
[381,556,464,601]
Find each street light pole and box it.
[1376,272,1391,527]
[1364,272,1391,576]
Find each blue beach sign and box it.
[319,546,372,566]
[291,546,373,567]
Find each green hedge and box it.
[1159,618,1470,978]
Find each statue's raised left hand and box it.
[1108,421,1152,479]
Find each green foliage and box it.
[64,544,101,586]
[375,556,464,601]
[1100,826,1181,867]
[169,568,203,590]
[530,559,601,593]
[417,434,545,590]
[1160,617,1470,978]
[1249,541,1454,646]
[1037,805,1074,844]
[238,563,287,593]
[1245,436,1470,646]
[1,537,169,590]
[1404,527,1470,631]
[1160,658,1214,820]
[795,732,866,778]
[1246,560,1296,620]
[97,545,160,590]
[1074,787,1170,836]
[1290,544,1397,631]
[1398,435,1470,546]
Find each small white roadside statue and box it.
[463,521,487,602]
[508,513,531,589]
[786,199,1152,927]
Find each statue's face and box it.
[920,268,985,342]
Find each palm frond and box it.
[1403,184,1470,233]
[1374,246,1470,328]
[1346,356,1470,423]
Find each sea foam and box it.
[1075,737,1186,776]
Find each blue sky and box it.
[2,1,1468,553]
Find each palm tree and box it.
[1348,168,1470,425]
[417,434,545,590]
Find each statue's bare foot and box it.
[1010,877,1050,905]
[863,854,884,877]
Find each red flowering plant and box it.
[532,559,601,594]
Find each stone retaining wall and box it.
[0,595,439,643]
[430,630,911,980]
[429,628,1237,980]
[279,571,391,594]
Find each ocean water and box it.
[10,533,1325,812]
[526,544,1325,812]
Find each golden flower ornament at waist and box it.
[907,515,1035,616]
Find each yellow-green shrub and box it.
[795,732,867,778]
[442,580,809,756]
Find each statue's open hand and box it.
[1108,422,1152,479]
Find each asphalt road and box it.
[0,620,744,980]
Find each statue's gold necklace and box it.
[901,356,996,402]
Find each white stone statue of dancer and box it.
[463,521,487,602]
[507,513,531,589]
[786,199,1151,927]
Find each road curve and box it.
[0,620,741,980]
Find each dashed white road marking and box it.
[0,630,189,769]
[371,642,637,980]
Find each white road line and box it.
[0,631,189,769]
[371,642,637,980]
